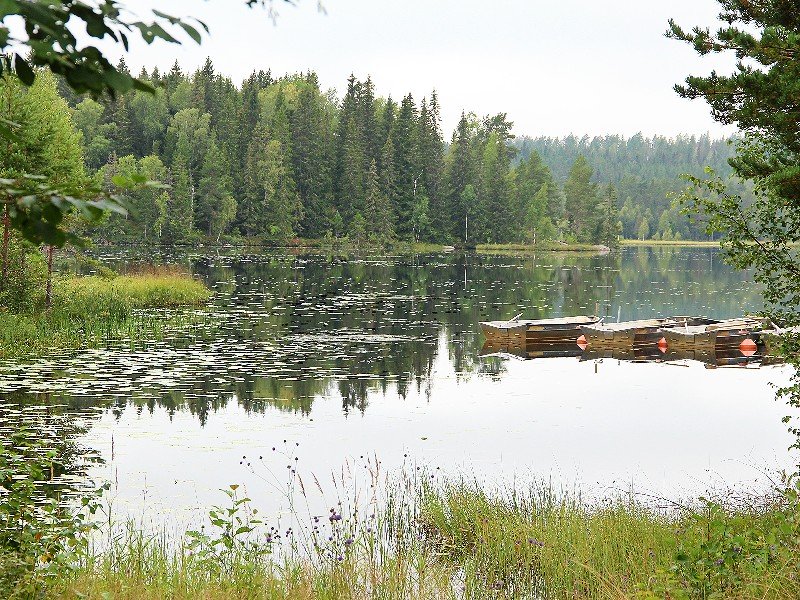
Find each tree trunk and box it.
[45,245,55,311]
[1,203,9,293]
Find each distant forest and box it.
[54,59,746,245]
[515,135,750,241]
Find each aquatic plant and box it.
[0,272,211,359]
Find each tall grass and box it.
[418,483,674,598]
[0,271,211,359]
[52,530,454,600]
[32,480,800,599]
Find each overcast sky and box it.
[101,0,735,139]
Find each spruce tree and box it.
[424,91,447,241]
[334,75,365,220]
[563,154,598,243]
[596,183,621,247]
[165,155,194,242]
[197,138,233,235]
[392,94,417,240]
[364,159,394,241]
[446,112,475,244]
[292,73,334,238]
[358,76,380,172]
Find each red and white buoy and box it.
[739,338,758,357]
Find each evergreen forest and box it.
[53,59,748,246]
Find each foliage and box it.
[19,478,799,599]
[644,490,800,599]
[668,1,800,325]
[185,485,271,577]
[0,234,47,311]
[75,66,626,247]
[0,1,293,247]
[0,427,106,598]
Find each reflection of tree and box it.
[0,392,102,499]
[5,247,764,425]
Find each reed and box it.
[34,480,800,600]
[0,272,211,359]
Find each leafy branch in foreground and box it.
[1,174,126,247]
[669,1,800,326]
[0,0,297,247]
[678,167,800,326]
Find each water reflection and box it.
[0,248,792,512]
[0,248,765,418]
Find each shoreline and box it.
[89,238,725,254]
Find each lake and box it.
[0,246,796,527]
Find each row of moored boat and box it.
[480,314,782,365]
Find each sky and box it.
[96,0,737,139]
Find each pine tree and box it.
[364,159,394,241]
[165,155,194,242]
[563,154,598,243]
[392,94,417,240]
[446,112,475,244]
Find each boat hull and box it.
[580,317,720,350]
[481,315,600,346]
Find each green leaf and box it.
[179,21,202,44]
[0,0,16,19]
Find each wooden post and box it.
[45,244,54,311]
[1,203,9,293]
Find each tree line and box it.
[59,59,628,247]
[4,59,748,254]
[516,134,755,241]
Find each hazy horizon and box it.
[86,0,738,139]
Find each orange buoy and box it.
[740,338,758,357]
[576,335,588,350]
[657,337,668,353]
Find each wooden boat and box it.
[481,315,600,346]
[660,317,771,353]
[578,317,718,349]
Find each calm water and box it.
[0,247,795,525]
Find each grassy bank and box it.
[620,239,721,247]
[0,271,211,359]
[19,481,799,600]
[477,242,611,254]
